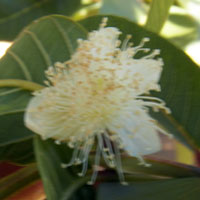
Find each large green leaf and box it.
[97,177,200,200]
[0,15,87,146]
[145,0,174,33]
[100,0,148,23]
[0,14,200,198]
[34,137,200,199]
[0,0,82,41]
[0,139,34,164]
[121,156,200,178]
[35,135,200,199]
[80,15,200,149]
[97,155,200,183]
[0,112,34,146]
[34,136,91,200]
[161,7,199,49]
[0,15,87,165]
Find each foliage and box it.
[0,0,200,199]
[0,0,82,41]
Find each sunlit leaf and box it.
[145,0,174,33]
[161,6,199,49]
[100,0,148,24]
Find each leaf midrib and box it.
[0,109,25,116]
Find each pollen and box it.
[24,17,172,185]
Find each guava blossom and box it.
[25,18,171,185]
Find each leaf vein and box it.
[48,17,74,55]
[0,88,22,96]
[7,50,32,81]
[0,109,25,116]
[161,110,198,150]
[24,30,52,67]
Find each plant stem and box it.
[0,79,44,91]
[145,0,174,33]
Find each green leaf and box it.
[0,0,82,41]
[100,0,148,23]
[0,15,87,149]
[0,112,33,146]
[0,163,39,199]
[161,9,199,49]
[145,0,174,33]
[97,177,200,200]
[0,15,88,166]
[80,15,200,149]
[121,156,200,178]
[34,136,90,200]
[0,139,34,164]
[97,155,200,183]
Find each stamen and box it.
[78,140,94,176]
[100,17,108,28]
[61,143,81,168]
[78,138,92,160]
[137,155,151,167]
[141,101,170,114]
[113,140,127,185]
[115,40,121,48]
[134,37,150,50]
[137,96,171,113]
[98,134,115,167]
[87,144,101,185]
[137,96,165,104]
[55,140,61,145]
[122,35,132,50]
[77,38,83,44]
[103,133,116,168]
[44,80,50,86]
[142,49,161,59]
[68,141,75,148]
[156,126,173,139]
[104,132,115,155]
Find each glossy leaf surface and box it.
[0,15,87,167]
[0,15,87,148]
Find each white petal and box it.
[24,94,47,138]
[118,127,161,156]
[108,108,161,156]
[130,59,163,94]
[24,93,65,140]
[115,58,163,95]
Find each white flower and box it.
[25,18,172,185]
